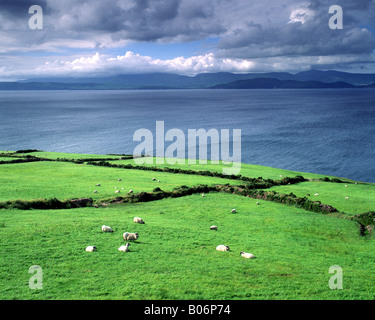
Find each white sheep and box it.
[240,251,255,259]
[94,190,97,193]
[256,202,260,205]
[118,178,122,181]
[345,185,348,187]
[314,193,319,196]
[85,246,97,252]
[123,232,139,241]
[118,243,130,252]
[152,178,156,181]
[216,245,230,251]
[133,217,145,224]
[202,193,205,197]
[96,183,101,186]
[210,225,218,230]
[129,189,133,194]
[231,209,236,213]
[115,190,120,193]
[101,225,113,232]
[345,196,349,199]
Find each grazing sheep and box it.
[345,185,348,187]
[121,188,124,190]
[314,193,319,196]
[101,225,113,232]
[345,196,349,199]
[96,184,101,186]
[94,190,97,193]
[123,232,139,241]
[118,243,130,252]
[115,190,120,193]
[133,217,145,224]
[129,189,133,194]
[158,180,160,182]
[256,202,260,205]
[152,178,156,181]
[210,225,218,230]
[240,251,255,259]
[216,245,230,252]
[85,246,97,252]
[202,193,205,197]
[115,187,118,189]
[118,178,122,181]
[231,209,236,213]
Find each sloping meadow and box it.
[1,193,374,300]
[0,151,374,300]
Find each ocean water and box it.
[0,89,374,182]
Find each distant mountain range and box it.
[1,70,375,90]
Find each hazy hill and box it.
[210,78,357,89]
[1,70,374,90]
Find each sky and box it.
[0,0,374,80]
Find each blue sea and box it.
[0,89,374,182]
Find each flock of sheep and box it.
[93,177,161,195]
[86,186,256,259]
[86,176,357,259]
[213,207,256,259]
[313,184,351,199]
[85,216,144,253]
[86,215,255,259]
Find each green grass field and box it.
[12,151,126,160]
[0,161,245,202]
[0,152,374,300]
[107,157,355,181]
[270,181,375,215]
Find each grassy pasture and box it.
[0,193,374,300]
[12,151,125,160]
[0,161,243,202]
[108,157,355,182]
[270,181,375,215]
[0,151,374,300]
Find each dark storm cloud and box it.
[49,0,223,41]
[216,0,375,59]
[0,0,48,17]
[0,0,374,77]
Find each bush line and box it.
[86,160,307,187]
[0,198,93,210]
[99,183,337,215]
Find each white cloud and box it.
[288,6,315,24]
[0,0,374,79]
[2,50,374,82]
[5,51,256,79]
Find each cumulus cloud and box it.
[217,0,375,59]
[0,51,256,79]
[0,0,374,78]
[288,6,315,24]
